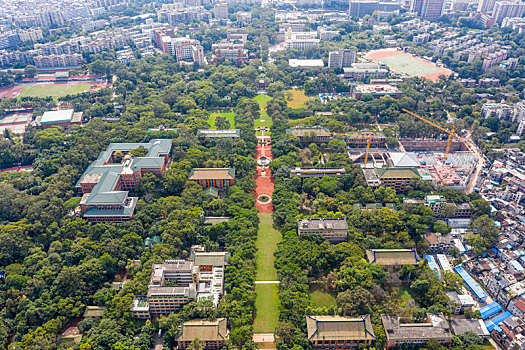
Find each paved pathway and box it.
[254,281,280,284]
[255,135,274,213]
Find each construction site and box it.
[347,110,480,192]
[286,109,483,192]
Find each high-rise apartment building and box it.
[477,0,497,13]
[493,1,525,23]
[410,0,445,19]
[214,2,228,20]
[328,49,356,68]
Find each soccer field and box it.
[18,84,90,98]
[376,54,441,77]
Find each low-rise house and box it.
[188,168,235,190]
[446,291,476,314]
[286,126,332,143]
[381,314,453,348]
[366,249,420,267]
[306,315,376,348]
[350,83,403,99]
[176,318,228,350]
[37,109,83,128]
[508,297,525,319]
[424,232,454,254]
[197,129,240,138]
[450,319,490,339]
[297,218,348,243]
[363,168,422,192]
[497,281,525,307]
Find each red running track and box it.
[255,136,274,213]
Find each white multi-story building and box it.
[285,32,319,50]
[328,49,356,68]
[33,53,83,68]
[502,17,525,34]
[214,2,228,20]
[482,50,508,71]
[481,102,514,120]
[167,38,205,65]
[18,28,44,43]
[493,1,525,23]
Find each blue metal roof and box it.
[454,266,488,302]
[485,311,512,331]
[479,302,503,320]
[424,255,441,279]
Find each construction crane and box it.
[402,108,465,162]
[363,131,383,168]
[332,130,383,168]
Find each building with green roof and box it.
[77,139,172,222]
[362,167,422,192]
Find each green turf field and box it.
[310,289,337,308]
[253,213,282,333]
[254,94,273,136]
[254,283,280,333]
[286,88,308,108]
[18,84,90,99]
[207,110,235,129]
[375,54,441,77]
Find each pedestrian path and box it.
[254,281,280,284]
[253,131,281,341]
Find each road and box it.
[463,131,485,193]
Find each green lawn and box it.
[19,84,90,99]
[207,109,235,129]
[255,94,272,109]
[375,54,441,77]
[310,289,337,308]
[286,88,308,109]
[255,213,281,281]
[254,283,280,333]
[254,94,273,137]
[253,213,282,333]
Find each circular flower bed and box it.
[257,195,271,203]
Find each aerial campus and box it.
[1,0,525,349]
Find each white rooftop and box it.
[289,59,324,68]
[389,152,421,167]
[40,109,74,124]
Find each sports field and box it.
[18,84,90,98]
[207,110,235,129]
[366,49,453,82]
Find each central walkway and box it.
[253,132,281,348]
